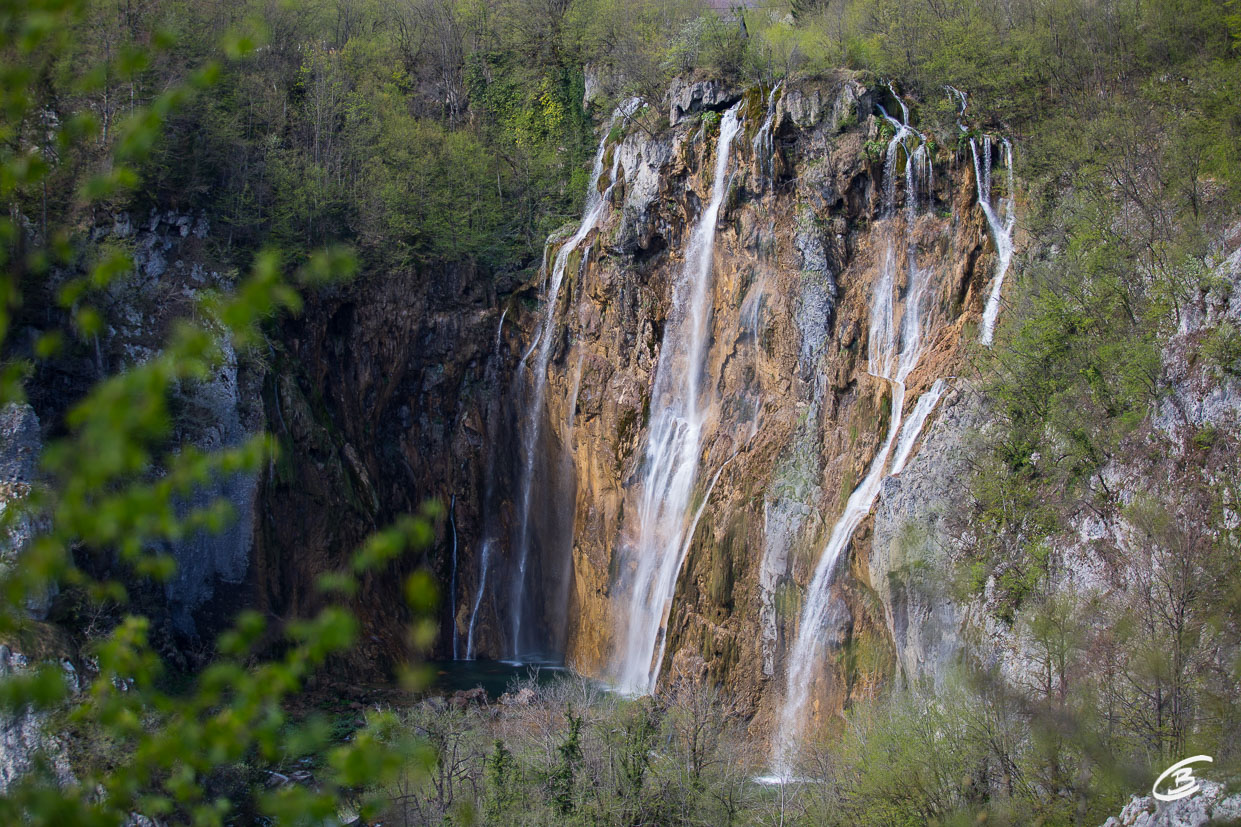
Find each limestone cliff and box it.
[496,73,1004,723]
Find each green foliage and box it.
[547,709,582,815]
[1203,321,1241,377]
[484,739,516,821]
[0,1,442,823]
[366,675,757,827]
[951,3,1241,804]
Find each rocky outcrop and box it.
[668,78,739,125]
[97,212,266,638]
[0,404,48,619]
[7,210,266,644]
[0,647,74,795]
[870,383,987,688]
[1103,783,1241,827]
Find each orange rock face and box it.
[501,75,1004,728]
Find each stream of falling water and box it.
[465,307,508,660]
[752,81,782,191]
[609,104,745,696]
[765,92,945,779]
[507,98,641,661]
[973,136,1015,346]
[449,494,459,660]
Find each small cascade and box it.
[768,90,946,777]
[945,86,968,133]
[449,493,459,660]
[944,86,1016,345]
[752,81,783,191]
[609,103,746,696]
[890,378,947,476]
[564,241,595,442]
[464,538,492,660]
[508,98,641,661]
[973,136,1015,345]
[465,307,508,660]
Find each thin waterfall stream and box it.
[609,103,745,696]
[765,91,948,779]
[449,493,459,660]
[507,98,641,661]
[973,135,1015,345]
[465,307,508,661]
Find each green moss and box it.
[836,96,858,130]
[839,465,857,508]
[876,385,892,438]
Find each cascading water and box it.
[767,91,945,778]
[465,308,508,661]
[465,538,492,660]
[973,136,1015,346]
[564,241,595,442]
[944,85,1016,346]
[449,494,459,660]
[752,82,782,191]
[507,98,642,661]
[609,103,745,696]
[890,378,946,476]
[945,85,968,133]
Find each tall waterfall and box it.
[507,98,641,661]
[465,307,507,661]
[768,93,944,777]
[609,104,745,695]
[449,493,459,660]
[973,136,1015,345]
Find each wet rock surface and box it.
[499,73,998,725]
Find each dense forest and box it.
[1,0,1240,824]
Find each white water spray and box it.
[609,104,745,696]
[508,98,642,660]
[890,378,946,476]
[972,136,1015,346]
[752,82,782,190]
[945,86,968,133]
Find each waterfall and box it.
[752,82,782,191]
[945,85,968,133]
[609,103,745,696]
[973,136,1015,345]
[767,92,945,777]
[508,98,641,661]
[648,452,737,687]
[465,308,507,660]
[891,378,946,476]
[465,538,492,660]
[449,493,459,660]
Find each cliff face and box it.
[0,74,1010,712]
[493,73,1002,721]
[254,260,514,672]
[4,211,268,656]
